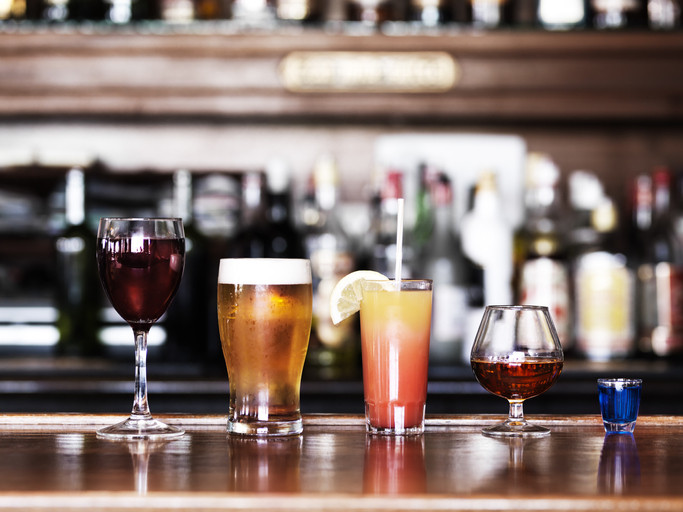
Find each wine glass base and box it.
[97,416,185,441]
[482,420,550,438]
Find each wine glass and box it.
[96,217,185,440]
[470,305,564,437]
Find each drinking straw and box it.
[394,198,404,291]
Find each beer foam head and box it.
[218,258,312,285]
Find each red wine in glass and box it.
[96,218,185,440]
[98,238,184,331]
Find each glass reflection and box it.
[127,440,173,495]
[363,435,426,494]
[597,433,641,495]
[227,436,302,493]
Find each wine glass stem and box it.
[508,400,525,424]
[132,329,152,420]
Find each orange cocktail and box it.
[360,279,432,435]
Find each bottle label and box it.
[519,257,571,349]
[575,252,634,360]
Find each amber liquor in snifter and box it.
[217,258,312,436]
[471,358,563,401]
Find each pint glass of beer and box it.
[217,258,312,436]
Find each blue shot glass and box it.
[597,379,642,434]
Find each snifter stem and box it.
[394,198,404,290]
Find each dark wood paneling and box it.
[1,30,682,121]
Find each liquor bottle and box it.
[194,0,230,19]
[641,167,683,356]
[164,170,212,366]
[458,182,486,364]
[159,0,194,21]
[264,159,305,259]
[573,198,635,361]
[591,0,648,28]
[370,170,413,279]
[304,154,356,379]
[630,174,656,354]
[42,0,69,21]
[648,0,680,29]
[408,0,451,26]
[54,168,101,357]
[422,173,468,366]
[469,0,514,27]
[230,171,271,258]
[460,171,513,306]
[0,0,26,20]
[412,163,436,259]
[276,0,319,21]
[514,153,572,351]
[537,0,587,29]
[104,0,156,23]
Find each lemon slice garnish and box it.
[329,270,389,325]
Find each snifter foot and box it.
[482,419,550,438]
[97,416,185,441]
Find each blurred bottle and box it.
[566,170,607,253]
[68,0,107,20]
[42,0,69,20]
[370,170,413,279]
[102,0,158,22]
[640,167,683,356]
[537,0,587,28]
[630,174,656,355]
[469,0,514,27]
[591,0,648,28]
[461,171,513,306]
[195,0,230,18]
[164,170,212,366]
[232,0,275,22]
[264,159,305,259]
[345,0,396,25]
[0,0,27,20]
[159,0,194,20]
[304,155,356,379]
[408,0,451,26]
[573,198,635,361]
[230,171,271,258]
[648,0,680,28]
[54,168,101,357]
[460,172,511,362]
[276,0,318,21]
[514,153,571,351]
[422,173,468,366]
[412,163,436,259]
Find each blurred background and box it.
[1,0,683,416]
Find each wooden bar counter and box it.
[0,413,678,511]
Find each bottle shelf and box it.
[1,27,683,122]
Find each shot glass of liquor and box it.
[217,258,312,436]
[598,378,642,434]
[360,279,433,436]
